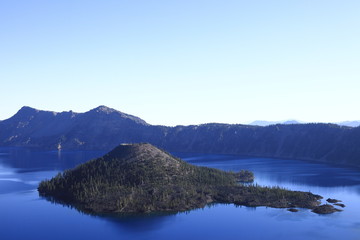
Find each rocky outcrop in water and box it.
[312,204,342,214]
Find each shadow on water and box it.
[40,194,179,233]
[101,212,178,233]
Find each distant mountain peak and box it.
[337,121,360,128]
[86,105,148,125]
[16,106,64,118]
[91,105,117,114]
[13,106,40,118]
[19,106,39,113]
[250,120,301,126]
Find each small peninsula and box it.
[38,143,332,214]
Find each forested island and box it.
[38,143,338,214]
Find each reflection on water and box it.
[103,213,178,233]
[0,148,360,240]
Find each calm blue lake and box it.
[0,148,359,240]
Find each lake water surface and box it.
[1,148,359,240]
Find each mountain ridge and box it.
[250,119,360,127]
[1,106,360,166]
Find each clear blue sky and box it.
[1,0,359,126]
